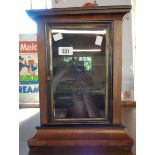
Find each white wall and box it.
[52,0,131,8]
[122,12,134,100]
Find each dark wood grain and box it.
[37,20,48,125]
[112,20,122,125]
[28,127,133,148]
[27,5,131,18]
[26,5,133,154]
[29,147,133,155]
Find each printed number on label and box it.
[58,47,73,55]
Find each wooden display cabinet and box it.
[27,5,133,154]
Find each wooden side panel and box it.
[112,20,122,125]
[37,20,48,124]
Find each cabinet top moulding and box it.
[26,5,131,19]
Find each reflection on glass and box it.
[51,27,107,119]
[64,56,92,71]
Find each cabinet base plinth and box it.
[29,147,134,155]
[28,127,133,151]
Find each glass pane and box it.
[51,25,108,119]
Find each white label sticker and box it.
[95,36,103,46]
[53,33,63,41]
[58,47,73,55]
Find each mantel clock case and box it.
[27,6,133,152]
